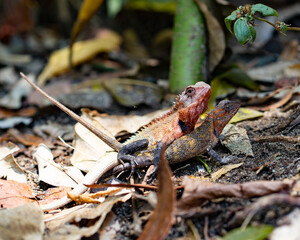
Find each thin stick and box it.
[20,72,123,151]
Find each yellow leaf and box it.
[230,107,263,123]
[38,31,121,85]
[70,0,105,66]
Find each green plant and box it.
[225,3,300,45]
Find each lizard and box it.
[110,100,241,175]
[20,73,211,210]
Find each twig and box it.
[20,72,123,151]
[252,135,300,143]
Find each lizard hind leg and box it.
[207,147,237,164]
[117,139,149,177]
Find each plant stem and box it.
[169,0,207,93]
[254,16,300,32]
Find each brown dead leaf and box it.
[38,186,72,206]
[0,107,36,118]
[139,145,175,240]
[67,188,123,204]
[8,128,44,146]
[0,179,36,208]
[252,84,297,111]
[45,195,129,239]
[194,0,225,71]
[0,203,44,240]
[177,177,294,211]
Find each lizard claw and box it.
[146,166,158,183]
[207,147,237,164]
[118,139,149,178]
[219,155,238,164]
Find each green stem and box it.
[169,0,207,93]
[254,16,300,32]
[287,27,300,31]
[253,16,277,28]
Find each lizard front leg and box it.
[147,141,164,182]
[117,139,149,177]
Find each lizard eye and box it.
[185,87,195,97]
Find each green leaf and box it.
[225,10,238,34]
[216,68,260,91]
[249,25,256,42]
[197,156,211,173]
[251,4,278,17]
[234,18,251,45]
[222,225,273,240]
[107,0,125,18]
[281,23,289,32]
[208,78,236,109]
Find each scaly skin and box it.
[117,82,211,177]
[124,82,211,147]
[111,100,240,174]
[20,73,210,211]
[40,100,239,211]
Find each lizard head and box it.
[212,100,240,136]
[177,81,211,132]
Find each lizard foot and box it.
[218,155,238,164]
[207,148,237,164]
[118,139,149,177]
[146,166,158,183]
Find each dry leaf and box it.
[0,107,36,118]
[0,179,36,208]
[253,84,297,111]
[229,107,263,123]
[38,186,72,206]
[0,203,44,239]
[195,0,225,71]
[71,110,116,171]
[34,144,84,188]
[177,177,294,211]
[0,142,27,183]
[8,128,44,146]
[38,30,121,85]
[45,195,129,239]
[139,146,175,240]
[221,124,254,157]
[247,60,298,82]
[270,209,300,240]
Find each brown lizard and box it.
[20,73,211,210]
[111,100,241,174]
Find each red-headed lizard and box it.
[111,100,240,175]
